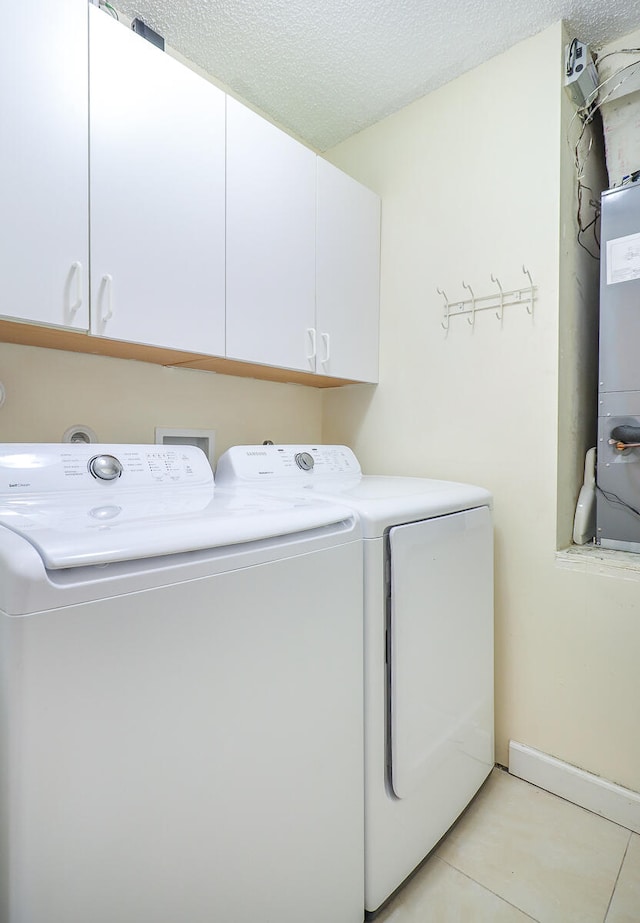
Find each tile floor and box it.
[375,768,640,923]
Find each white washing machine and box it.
[0,443,364,923]
[216,444,494,915]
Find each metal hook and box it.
[491,273,504,322]
[437,287,450,331]
[462,281,476,327]
[522,265,534,314]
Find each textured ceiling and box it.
[113,0,640,150]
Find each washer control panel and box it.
[0,444,214,493]
[216,445,362,483]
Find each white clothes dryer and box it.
[0,444,364,923]
[216,444,494,915]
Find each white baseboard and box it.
[508,741,640,834]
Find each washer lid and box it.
[0,444,355,568]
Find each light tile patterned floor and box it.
[375,768,639,923]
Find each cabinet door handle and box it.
[320,332,331,366]
[68,261,83,317]
[306,327,317,364]
[100,274,114,327]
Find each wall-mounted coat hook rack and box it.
[462,281,476,327]
[437,266,536,330]
[437,287,451,331]
[491,273,504,322]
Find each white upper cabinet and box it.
[0,1,89,330]
[89,7,226,355]
[0,6,379,385]
[316,159,381,383]
[225,97,317,371]
[226,99,380,382]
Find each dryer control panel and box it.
[216,445,361,483]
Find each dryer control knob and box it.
[295,451,314,471]
[88,454,123,481]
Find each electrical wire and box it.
[572,123,600,259]
[99,1,119,20]
[567,50,640,261]
[566,38,578,77]
[584,59,640,112]
[594,48,640,67]
[596,484,640,521]
[567,53,640,140]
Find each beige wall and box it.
[323,22,640,792]
[0,343,323,455]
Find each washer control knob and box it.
[88,454,123,481]
[295,451,314,471]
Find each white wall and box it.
[0,343,323,455]
[322,22,640,793]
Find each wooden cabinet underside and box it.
[0,320,357,389]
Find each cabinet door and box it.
[0,1,88,329]
[226,97,316,371]
[316,159,380,382]
[89,7,225,355]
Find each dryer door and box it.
[388,506,493,799]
